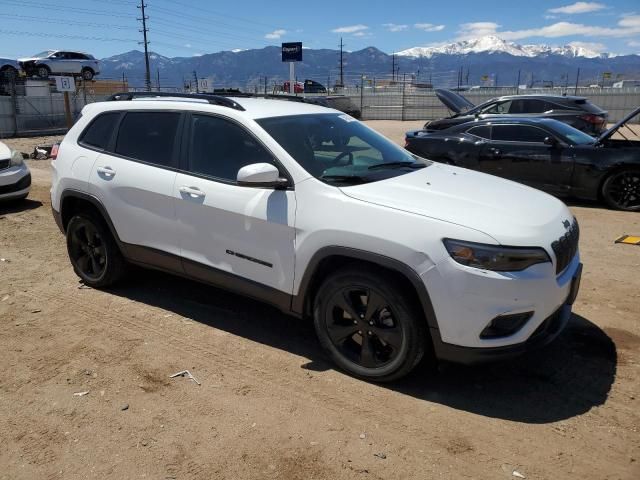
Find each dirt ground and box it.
[1,123,639,480]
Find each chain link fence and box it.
[1,76,639,137]
[338,85,640,123]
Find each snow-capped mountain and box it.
[397,35,610,59]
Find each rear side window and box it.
[492,125,549,143]
[466,125,491,139]
[115,112,180,167]
[79,112,120,150]
[188,114,274,181]
[509,99,548,114]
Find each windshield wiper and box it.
[320,174,370,184]
[368,161,426,170]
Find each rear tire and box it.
[601,167,640,211]
[313,266,427,382]
[66,213,126,288]
[0,66,17,83]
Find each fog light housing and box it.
[480,311,534,339]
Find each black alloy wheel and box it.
[66,214,125,287]
[602,168,640,211]
[325,286,403,368]
[313,267,427,382]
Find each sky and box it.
[0,0,639,59]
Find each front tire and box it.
[81,68,94,81]
[37,65,50,79]
[66,213,125,288]
[601,168,640,211]
[313,267,427,382]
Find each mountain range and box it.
[99,35,640,88]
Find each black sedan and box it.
[405,108,640,211]
[427,89,608,136]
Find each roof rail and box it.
[106,91,246,111]
[214,92,308,103]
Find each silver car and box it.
[0,58,20,82]
[18,50,100,81]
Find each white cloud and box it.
[568,40,607,52]
[265,29,286,39]
[457,14,640,41]
[414,23,445,32]
[383,23,408,32]
[548,2,607,14]
[457,22,501,38]
[628,40,640,47]
[331,24,369,34]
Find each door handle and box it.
[488,148,502,157]
[96,166,116,177]
[179,186,206,198]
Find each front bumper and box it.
[429,262,582,364]
[0,164,31,200]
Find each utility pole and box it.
[156,68,160,90]
[192,71,199,93]
[339,37,345,87]
[137,0,151,91]
[264,76,267,95]
[516,69,521,94]
[574,68,580,95]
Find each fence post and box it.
[401,73,406,121]
[9,77,18,137]
[360,74,364,118]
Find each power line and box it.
[0,13,134,30]
[2,0,135,18]
[0,29,138,43]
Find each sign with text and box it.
[197,77,214,93]
[281,42,302,62]
[54,76,76,92]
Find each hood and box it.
[597,106,640,144]
[0,141,12,161]
[435,89,475,114]
[340,164,572,247]
[17,57,39,63]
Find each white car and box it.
[50,93,582,381]
[0,141,31,201]
[19,50,100,81]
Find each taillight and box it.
[580,114,605,125]
[404,138,410,148]
[50,143,60,160]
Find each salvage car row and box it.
[408,89,639,211]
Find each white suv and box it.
[51,93,582,381]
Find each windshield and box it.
[257,113,429,185]
[33,51,55,58]
[551,121,596,145]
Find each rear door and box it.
[478,124,573,192]
[88,110,183,266]
[173,113,296,295]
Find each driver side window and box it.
[188,115,276,182]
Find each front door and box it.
[478,124,573,193]
[173,113,296,295]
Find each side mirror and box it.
[237,163,289,188]
[544,136,559,147]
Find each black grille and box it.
[0,159,9,170]
[551,219,579,274]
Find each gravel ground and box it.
[0,121,638,480]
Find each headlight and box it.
[10,149,24,167]
[443,239,550,272]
